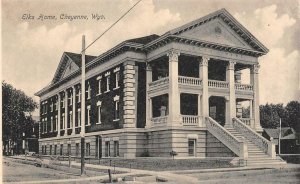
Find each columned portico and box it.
[251,64,263,132]
[225,61,236,127]
[167,50,181,126]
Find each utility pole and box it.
[279,118,281,155]
[80,35,86,176]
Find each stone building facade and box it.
[35,9,285,164]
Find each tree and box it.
[2,81,37,155]
[260,103,288,128]
[285,101,300,131]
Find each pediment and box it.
[61,60,79,79]
[179,18,253,50]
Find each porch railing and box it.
[205,117,248,159]
[235,83,253,91]
[239,118,254,126]
[178,76,202,86]
[149,77,169,88]
[151,116,168,126]
[232,117,275,158]
[208,80,229,89]
[181,115,202,127]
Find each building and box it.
[35,9,285,165]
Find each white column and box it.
[249,99,254,129]
[145,64,152,128]
[64,90,68,136]
[167,50,181,126]
[72,86,76,135]
[57,93,61,138]
[225,60,236,127]
[199,56,209,124]
[251,64,263,132]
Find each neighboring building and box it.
[35,9,285,165]
[263,128,300,154]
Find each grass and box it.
[84,157,235,171]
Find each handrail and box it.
[205,117,248,159]
[208,80,229,88]
[235,83,253,91]
[149,77,169,87]
[178,76,202,86]
[232,117,275,158]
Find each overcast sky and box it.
[2,0,299,115]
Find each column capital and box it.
[200,56,210,66]
[227,60,236,70]
[167,50,180,62]
[146,64,152,71]
[251,64,260,74]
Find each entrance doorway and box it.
[209,96,226,126]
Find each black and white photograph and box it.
[1,0,300,183]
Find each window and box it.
[62,113,65,129]
[54,145,57,155]
[69,93,73,106]
[62,97,65,108]
[87,83,91,99]
[77,89,81,103]
[60,144,63,155]
[105,72,111,92]
[115,71,120,89]
[45,145,47,155]
[68,111,72,129]
[97,76,102,95]
[45,118,48,132]
[114,141,119,157]
[76,143,80,156]
[87,106,91,126]
[188,139,196,156]
[68,144,71,156]
[97,101,102,124]
[55,99,58,111]
[105,141,110,157]
[55,115,58,131]
[50,101,53,112]
[50,117,53,132]
[114,96,120,121]
[41,146,44,155]
[77,109,81,127]
[86,143,90,156]
[50,145,52,155]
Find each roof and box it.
[281,133,296,140]
[264,128,293,139]
[126,34,160,44]
[65,52,97,67]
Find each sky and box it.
[2,0,299,116]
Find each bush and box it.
[170,150,177,159]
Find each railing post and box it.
[268,141,276,158]
[239,137,248,159]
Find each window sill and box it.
[104,90,110,93]
[113,86,120,90]
[96,122,102,125]
[96,93,102,96]
[113,119,120,122]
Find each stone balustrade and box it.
[181,115,202,127]
[205,117,248,159]
[232,117,275,158]
[149,77,169,88]
[240,118,253,126]
[178,76,202,86]
[208,80,229,89]
[151,116,168,126]
[235,83,253,91]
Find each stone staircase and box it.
[226,127,286,166]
